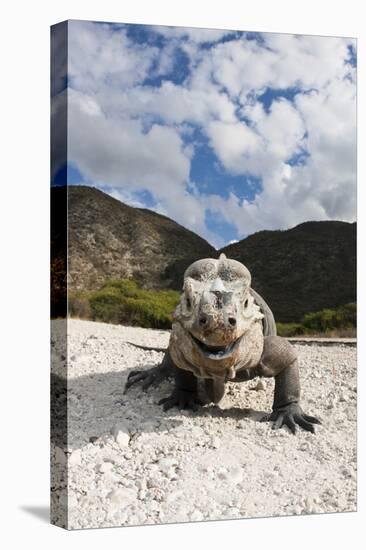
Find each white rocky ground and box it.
[51,319,357,530]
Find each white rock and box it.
[305,497,316,513]
[167,490,183,503]
[146,500,160,512]
[225,467,243,484]
[136,479,147,491]
[108,488,136,508]
[98,462,114,473]
[147,475,161,489]
[190,510,204,521]
[112,423,130,448]
[158,457,177,474]
[191,427,204,437]
[223,507,241,518]
[68,449,82,466]
[68,493,78,508]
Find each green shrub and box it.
[302,303,356,332]
[69,278,180,329]
[276,322,306,337]
[277,303,356,337]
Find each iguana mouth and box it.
[190,333,243,360]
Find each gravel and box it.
[51,319,357,530]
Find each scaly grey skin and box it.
[125,254,320,434]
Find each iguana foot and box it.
[159,390,204,411]
[262,403,321,434]
[125,364,169,392]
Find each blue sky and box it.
[51,21,356,248]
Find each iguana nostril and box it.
[228,317,236,327]
[199,315,208,326]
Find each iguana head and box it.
[173,254,263,365]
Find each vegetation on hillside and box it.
[69,279,180,329]
[276,303,356,337]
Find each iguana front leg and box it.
[159,364,204,411]
[125,348,173,392]
[257,336,321,434]
[125,348,204,410]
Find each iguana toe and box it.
[158,390,203,411]
[264,403,321,434]
[124,365,167,392]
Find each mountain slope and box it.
[56,185,216,292]
[221,221,356,322]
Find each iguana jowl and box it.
[125,254,320,433]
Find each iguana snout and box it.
[193,279,239,342]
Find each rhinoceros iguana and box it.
[125,254,320,434]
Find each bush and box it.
[69,279,180,329]
[276,322,306,337]
[277,303,356,337]
[302,303,356,332]
[68,294,92,319]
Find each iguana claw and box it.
[124,364,168,392]
[262,403,321,434]
[159,390,204,411]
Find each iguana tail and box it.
[126,342,168,353]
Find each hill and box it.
[51,186,356,322]
[221,221,356,322]
[54,185,215,293]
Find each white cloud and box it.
[153,25,234,44]
[68,21,159,91]
[66,88,220,244]
[252,99,305,161]
[100,80,236,126]
[67,89,191,192]
[189,33,354,101]
[206,120,262,174]
[61,23,356,245]
[184,33,356,237]
[103,187,150,209]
